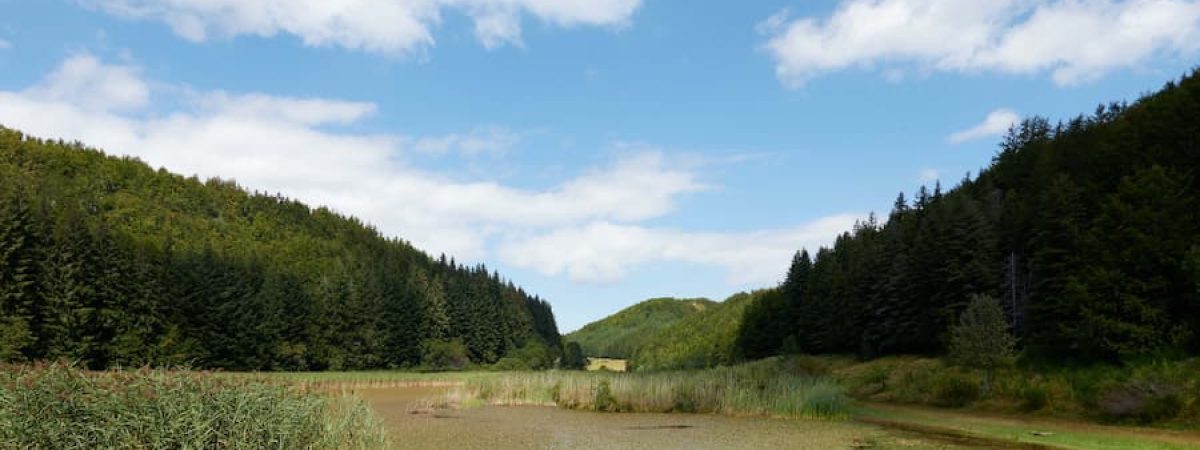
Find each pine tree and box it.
[948,294,1016,395]
[0,187,39,361]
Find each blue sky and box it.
[1,0,1198,331]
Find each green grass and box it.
[456,360,850,419]
[857,403,1200,450]
[829,355,1200,427]
[0,363,388,449]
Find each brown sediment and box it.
[858,416,1055,449]
[356,386,985,450]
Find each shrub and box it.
[1098,380,1184,424]
[933,372,980,408]
[1019,385,1049,412]
[491,357,531,371]
[421,339,469,370]
[593,380,620,412]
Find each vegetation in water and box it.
[456,358,850,419]
[0,128,560,371]
[0,363,388,449]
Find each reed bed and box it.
[0,363,388,450]
[459,364,849,419]
[236,370,496,389]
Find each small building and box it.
[585,357,628,372]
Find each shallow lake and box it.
[357,387,988,450]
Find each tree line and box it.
[739,69,1200,364]
[0,128,560,370]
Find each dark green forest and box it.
[0,128,560,370]
[739,68,1200,364]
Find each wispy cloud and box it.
[948,108,1021,144]
[918,168,940,183]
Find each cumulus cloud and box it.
[762,0,1200,87]
[498,215,862,284]
[23,54,149,112]
[948,108,1021,143]
[87,0,642,54]
[0,54,861,287]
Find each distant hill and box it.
[565,297,713,359]
[0,128,560,370]
[633,291,767,371]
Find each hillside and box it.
[0,128,560,370]
[565,297,713,359]
[633,291,768,371]
[740,69,1200,363]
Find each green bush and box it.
[1019,385,1049,412]
[933,372,980,408]
[491,357,531,371]
[421,339,469,370]
[593,380,620,412]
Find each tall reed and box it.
[459,364,849,419]
[0,363,388,450]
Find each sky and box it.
[1,0,1198,332]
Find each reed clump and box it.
[0,362,388,450]
[459,362,849,419]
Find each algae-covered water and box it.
[358,387,986,450]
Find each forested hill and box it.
[564,297,713,359]
[739,69,1200,364]
[0,128,561,370]
[634,291,762,371]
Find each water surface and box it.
[358,387,982,450]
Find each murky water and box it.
[357,387,979,450]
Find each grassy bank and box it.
[456,360,849,419]
[0,363,388,449]
[773,355,1200,427]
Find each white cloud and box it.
[918,168,940,183]
[408,126,523,156]
[499,215,861,285]
[0,55,707,260]
[948,108,1021,143]
[88,0,642,54]
[0,38,11,49]
[0,54,857,287]
[762,0,1200,87]
[24,54,149,112]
